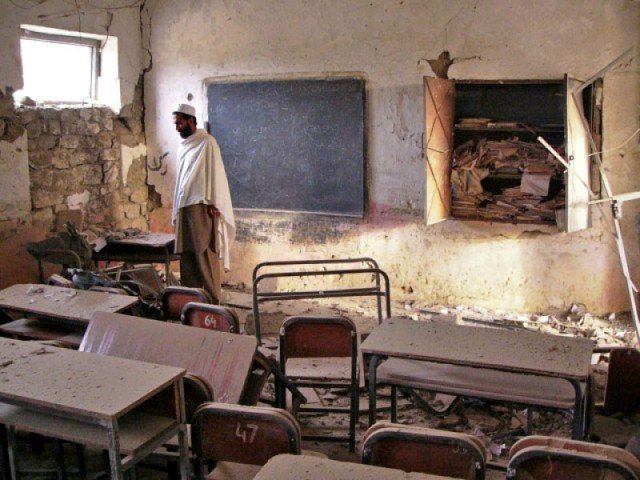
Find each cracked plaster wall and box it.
[143,0,640,314]
[0,1,145,287]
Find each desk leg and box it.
[106,419,124,480]
[6,427,17,480]
[165,254,173,286]
[174,379,189,480]
[570,378,585,440]
[368,355,380,427]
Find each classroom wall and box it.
[0,1,145,287]
[157,0,635,314]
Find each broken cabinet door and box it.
[424,76,455,225]
[564,74,592,232]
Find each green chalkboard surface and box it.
[207,78,365,217]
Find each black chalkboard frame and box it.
[205,76,367,218]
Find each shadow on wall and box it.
[0,226,53,289]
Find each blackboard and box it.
[207,78,365,217]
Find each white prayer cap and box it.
[172,103,196,117]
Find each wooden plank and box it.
[424,77,455,225]
[253,454,455,480]
[82,312,258,404]
[0,338,183,419]
[0,403,177,455]
[360,318,592,380]
[0,284,138,324]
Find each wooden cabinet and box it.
[425,77,600,231]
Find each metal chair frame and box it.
[180,302,240,333]
[279,315,359,452]
[191,402,301,480]
[160,286,212,322]
[361,423,486,480]
[36,249,83,283]
[507,442,639,480]
[252,258,390,343]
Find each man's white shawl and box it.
[173,129,235,270]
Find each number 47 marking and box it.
[235,423,259,444]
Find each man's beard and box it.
[179,125,195,138]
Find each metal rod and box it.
[570,88,640,339]
[537,136,570,170]
[572,48,632,97]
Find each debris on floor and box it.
[224,284,639,469]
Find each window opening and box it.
[17,28,101,104]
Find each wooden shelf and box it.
[450,213,556,226]
[0,403,178,456]
[454,124,564,133]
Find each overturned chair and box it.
[361,422,486,480]
[507,435,640,480]
[179,302,305,408]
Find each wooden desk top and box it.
[107,233,174,247]
[360,318,593,380]
[82,312,258,404]
[0,284,138,324]
[0,338,184,420]
[253,454,456,480]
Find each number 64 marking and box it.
[235,423,259,444]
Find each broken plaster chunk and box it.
[440,414,462,427]
[466,412,502,432]
[26,286,44,296]
[490,443,507,458]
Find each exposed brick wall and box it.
[16,104,149,232]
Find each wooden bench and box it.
[362,318,593,439]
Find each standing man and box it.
[172,103,235,303]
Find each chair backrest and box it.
[181,302,240,333]
[280,315,357,359]
[192,402,301,467]
[603,347,640,415]
[508,435,640,480]
[161,286,212,321]
[361,423,486,480]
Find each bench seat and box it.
[377,357,580,409]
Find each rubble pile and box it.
[451,138,565,224]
